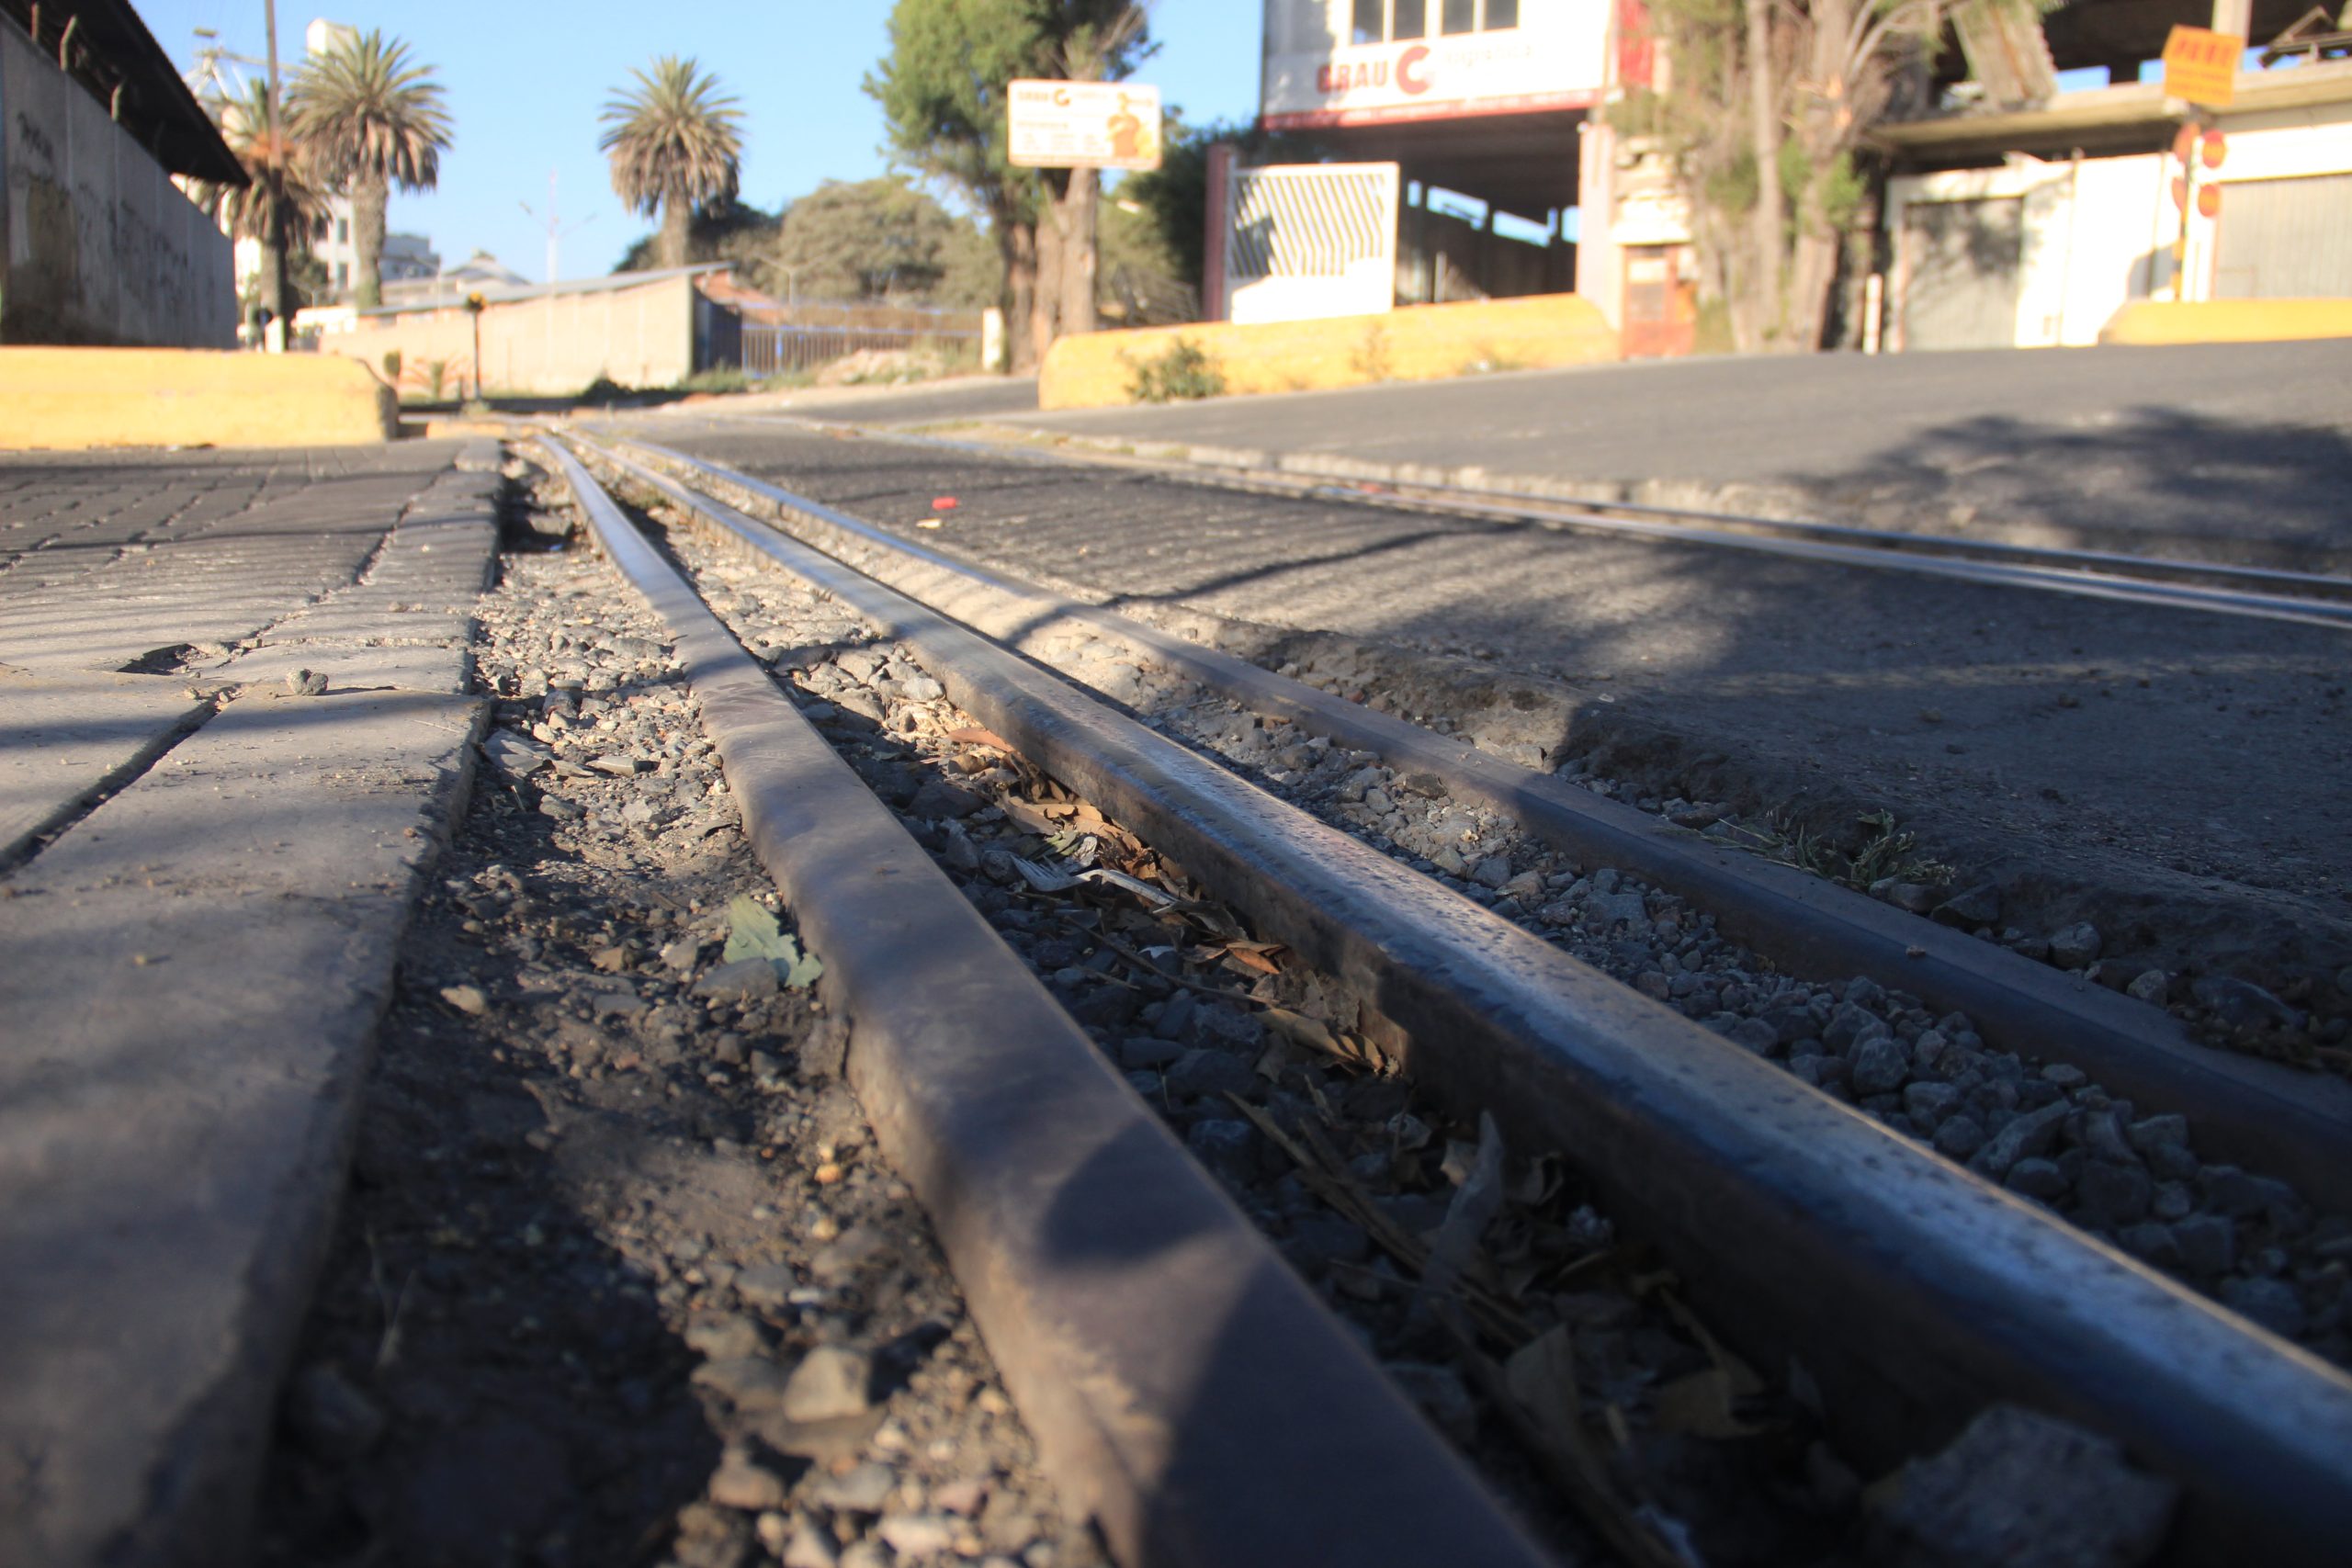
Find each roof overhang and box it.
[0,0,243,185]
[1878,58,2352,162]
[1259,98,1591,222]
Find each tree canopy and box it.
[289,29,452,308]
[600,57,746,272]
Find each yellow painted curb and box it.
[2098,299,2352,346]
[1040,294,1619,411]
[0,348,397,448]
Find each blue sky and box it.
[143,1,1264,279]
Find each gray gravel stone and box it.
[1186,1119,1261,1183]
[1931,1116,1987,1161]
[1932,882,2001,930]
[2005,1158,2070,1201]
[1968,1100,2071,1180]
[1165,1048,1258,1101]
[810,1461,897,1514]
[2124,970,2170,1004]
[2219,1276,2308,1339]
[1850,1035,1912,1096]
[695,957,780,1001]
[2172,1214,2236,1274]
[2075,1162,2154,1225]
[1869,1404,2176,1568]
[2047,922,2103,969]
[2190,975,2301,1032]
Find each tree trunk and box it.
[1743,0,1784,350]
[353,169,388,309]
[660,198,692,271]
[1056,168,1099,337]
[1031,193,1065,368]
[1004,220,1039,375]
[259,235,288,343]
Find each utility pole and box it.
[261,0,289,352]
[519,170,594,286]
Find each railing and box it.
[739,302,983,378]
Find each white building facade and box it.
[1248,1,1691,345]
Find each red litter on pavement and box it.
[932,496,959,511]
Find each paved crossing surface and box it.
[0,440,502,1568]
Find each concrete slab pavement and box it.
[0,440,503,1566]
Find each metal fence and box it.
[738,301,983,378]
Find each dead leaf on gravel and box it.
[945,726,1016,753]
[723,894,824,989]
[1219,941,1285,976]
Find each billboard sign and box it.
[1261,0,1605,129]
[1009,80,1163,171]
[2161,25,2241,109]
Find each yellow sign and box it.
[2162,25,2242,108]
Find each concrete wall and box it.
[1040,291,1617,409]
[0,23,236,347]
[321,271,701,396]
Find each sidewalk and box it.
[0,442,503,1566]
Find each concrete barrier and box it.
[0,349,397,449]
[1039,293,1619,411]
[2098,299,2352,346]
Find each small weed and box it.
[1351,322,1394,382]
[1742,809,1951,891]
[675,366,752,395]
[1125,337,1227,402]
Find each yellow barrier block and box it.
[0,348,396,449]
[2098,299,2352,346]
[1040,294,1619,411]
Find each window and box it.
[335,262,349,289]
[337,218,350,244]
[1351,0,1511,42]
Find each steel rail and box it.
[716,413,2352,631]
[533,439,1555,1568]
[573,432,2352,1564]
[612,433,2352,1215]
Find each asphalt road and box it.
[648,418,2350,966]
[804,343,2352,569]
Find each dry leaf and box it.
[946,725,1014,752]
[1652,1367,1770,1439]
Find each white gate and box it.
[1221,162,1400,325]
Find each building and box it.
[1,0,243,345]
[1875,1,2352,350]
[315,263,748,397]
[1238,0,2352,354]
[1240,0,1601,321]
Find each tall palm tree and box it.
[599,57,744,272]
[289,30,452,308]
[196,81,333,335]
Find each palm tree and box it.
[289,30,452,308]
[196,81,333,336]
[599,56,744,272]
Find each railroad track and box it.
[736,414,2352,632]
[537,430,2352,1565]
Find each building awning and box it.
[2,1,243,185]
[1877,57,2352,162]
[1262,100,1589,222]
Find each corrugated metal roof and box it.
[1,0,243,184]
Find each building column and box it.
[1575,115,1623,329]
